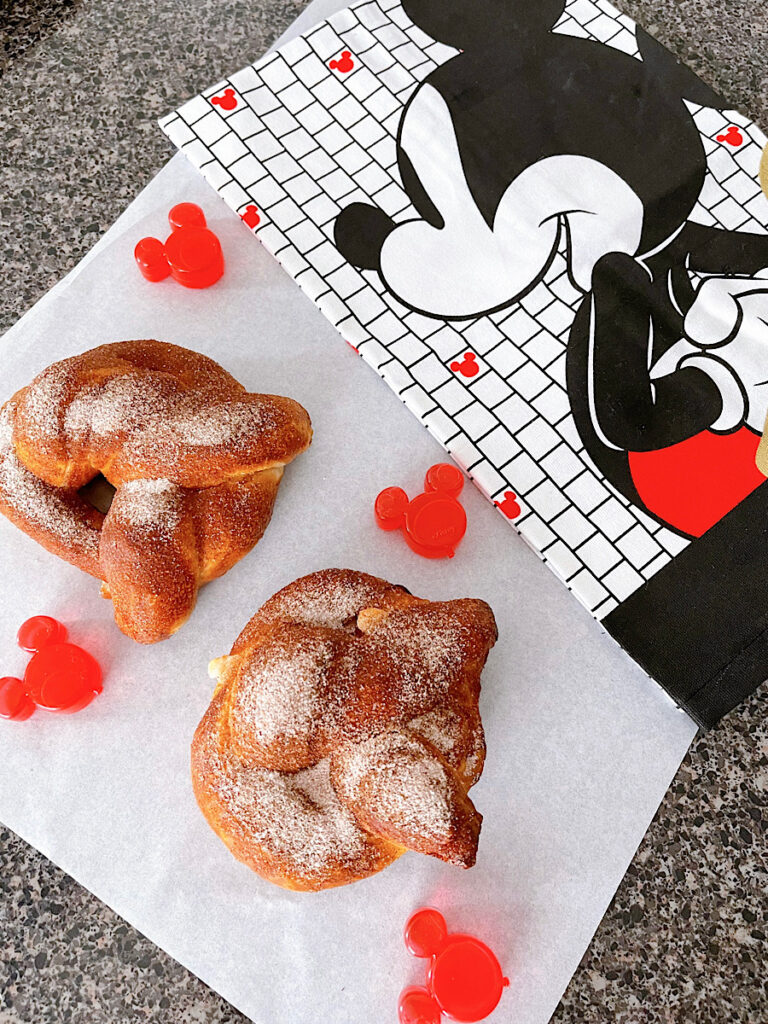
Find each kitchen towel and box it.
[161,0,768,727]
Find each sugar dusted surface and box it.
[61,374,276,453]
[209,739,371,882]
[232,632,334,747]
[264,571,395,630]
[0,404,99,558]
[409,707,464,760]
[17,365,73,440]
[111,477,185,539]
[336,731,454,843]
[201,572,494,885]
[366,607,465,702]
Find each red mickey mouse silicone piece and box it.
[0,616,102,720]
[375,464,467,559]
[399,908,510,1024]
[135,202,224,289]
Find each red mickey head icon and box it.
[135,202,224,289]
[399,908,509,1024]
[0,616,102,721]
[211,88,238,111]
[716,125,743,147]
[375,463,467,559]
[329,50,354,73]
[495,491,521,519]
[240,204,261,229]
[450,352,479,378]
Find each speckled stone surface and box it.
[0,1,766,1021]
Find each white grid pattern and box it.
[160,0,768,620]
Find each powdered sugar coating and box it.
[194,571,497,888]
[63,374,275,452]
[231,632,334,747]
[335,730,454,843]
[259,571,399,630]
[0,341,312,643]
[211,754,370,880]
[111,477,185,538]
[409,707,465,760]
[11,342,311,494]
[0,404,99,562]
[17,365,73,440]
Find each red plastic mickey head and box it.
[450,353,479,378]
[211,88,238,111]
[717,125,743,147]
[0,616,102,721]
[375,463,467,559]
[399,908,509,1024]
[135,202,224,289]
[329,50,354,73]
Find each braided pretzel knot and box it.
[193,569,498,891]
[0,341,312,643]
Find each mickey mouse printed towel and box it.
[161,0,768,728]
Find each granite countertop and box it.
[1,1,767,1021]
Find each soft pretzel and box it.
[192,569,497,891]
[0,340,312,643]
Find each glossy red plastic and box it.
[168,202,207,231]
[164,225,224,288]
[398,986,442,1024]
[0,677,35,721]
[135,236,171,282]
[374,486,409,530]
[405,907,448,958]
[400,909,509,1024]
[374,464,467,558]
[17,615,68,653]
[424,463,464,499]
[24,643,103,714]
[1,617,103,720]
[135,203,224,289]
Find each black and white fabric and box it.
[161,0,768,727]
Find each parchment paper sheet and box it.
[0,6,696,1023]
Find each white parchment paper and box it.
[0,6,696,1023]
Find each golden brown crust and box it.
[0,341,312,642]
[192,569,497,891]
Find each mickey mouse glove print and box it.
[680,270,768,433]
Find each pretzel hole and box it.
[341,614,364,636]
[78,474,116,515]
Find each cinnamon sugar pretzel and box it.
[0,340,312,643]
[193,569,498,891]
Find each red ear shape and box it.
[17,615,67,653]
[398,986,441,1024]
[424,463,464,498]
[0,677,35,720]
[374,486,409,530]
[404,908,448,958]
